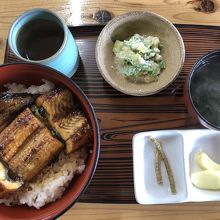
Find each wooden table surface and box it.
[1,1,220,220]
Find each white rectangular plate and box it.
[133,129,220,204]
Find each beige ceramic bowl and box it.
[96,11,185,96]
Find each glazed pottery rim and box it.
[188,49,220,130]
[0,62,100,220]
[96,11,185,96]
[8,8,68,63]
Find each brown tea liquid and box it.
[16,19,64,60]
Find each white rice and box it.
[4,79,55,94]
[0,148,87,209]
[0,82,88,209]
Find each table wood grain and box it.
[1,0,220,63]
[1,1,220,219]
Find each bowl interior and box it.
[96,11,185,96]
[189,51,220,129]
[0,63,99,220]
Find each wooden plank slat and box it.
[60,202,220,220]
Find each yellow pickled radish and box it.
[195,151,220,171]
[191,170,220,190]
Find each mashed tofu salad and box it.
[113,34,165,83]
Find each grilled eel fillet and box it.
[8,127,63,181]
[0,93,34,132]
[0,107,63,196]
[0,161,23,198]
[0,108,44,162]
[66,123,91,154]
[36,88,92,153]
[0,88,90,197]
[36,88,74,121]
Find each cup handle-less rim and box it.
[8,8,68,63]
